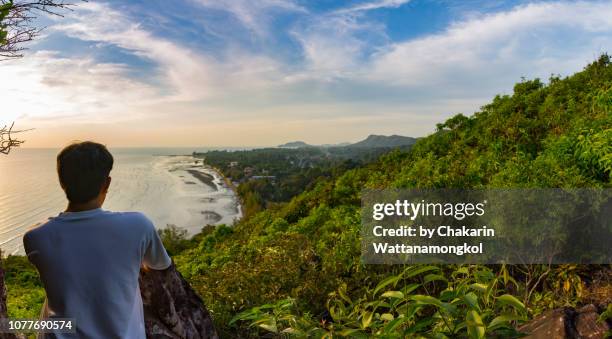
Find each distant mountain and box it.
[321,142,351,148]
[278,141,312,148]
[278,135,416,149]
[347,134,417,148]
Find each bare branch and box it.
[0,122,32,154]
[1,0,81,59]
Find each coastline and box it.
[212,165,244,223]
[186,169,217,191]
[0,151,243,256]
[187,158,243,225]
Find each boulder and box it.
[139,263,219,339]
[520,304,610,339]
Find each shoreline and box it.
[186,169,217,191]
[196,161,244,224]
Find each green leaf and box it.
[338,328,363,337]
[380,313,394,321]
[466,310,485,339]
[401,283,420,296]
[410,295,444,307]
[488,314,525,330]
[253,318,278,333]
[381,290,404,299]
[403,265,440,279]
[462,292,480,311]
[423,273,448,284]
[383,315,412,334]
[470,283,487,293]
[373,275,402,296]
[361,311,373,329]
[410,295,456,314]
[404,317,434,334]
[496,294,526,313]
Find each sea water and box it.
[0,148,242,255]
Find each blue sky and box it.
[2,0,611,147]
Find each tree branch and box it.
[0,122,31,154]
[1,0,81,59]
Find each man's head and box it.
[57,141,114,206]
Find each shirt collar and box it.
[55,208,106,220]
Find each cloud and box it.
[51,2,291,99]
[0,2,287,129]
[193,0,306,36]
[0,51,160,126]
[289,1,397,79]
[4,0,612,147]
[52,2,216,101]
[335,0,410,14]
[290,15,382,78]
[368,1,612,90]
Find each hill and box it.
[278,135,417,149]
[348,134,417,148]
[172,55,611,337]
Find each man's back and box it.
[24,208,171,339]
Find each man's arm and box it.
[22,229,39,264]
[142,219,172,270]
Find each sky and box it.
[1,0,611,147]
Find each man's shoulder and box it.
[23,218,56,250]
[112,211,152,223]
[109,211,156,231]
[24,218,56,240]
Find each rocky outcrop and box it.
[519,304,610,339]
[139,263,219,339]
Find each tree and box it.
[1,1,76,153]
[1,0,74,59]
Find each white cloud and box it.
[4,0,612,147]
[53,2,217,101]
[50,2,291,103]
[193,0,306,36]
[335,0,410,14]
[368,1,612,89]
[289,1,395,79]
[290,15,380,78]
[0,51,160,126]
[1,2,288,130]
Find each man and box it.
[24,141,172,338]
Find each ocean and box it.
[0,148,242,255]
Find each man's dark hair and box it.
[57,141,114,204]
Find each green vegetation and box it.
[174,56,611,337]
[3,255,45,319]
[198,146,403,216]
[0,1,12,46]
[229,265,528,338]
[3,56,611,337]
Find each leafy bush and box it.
[3,255,45,318]
[232,265,528,338]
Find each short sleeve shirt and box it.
[23,208,172,339]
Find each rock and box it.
[519,304,610,339]
[139,263,219,339]
[574,304,609,338]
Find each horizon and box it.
[17,133,411,149]
[1,0,611,147]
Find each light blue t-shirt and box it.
[23,208,172,339]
